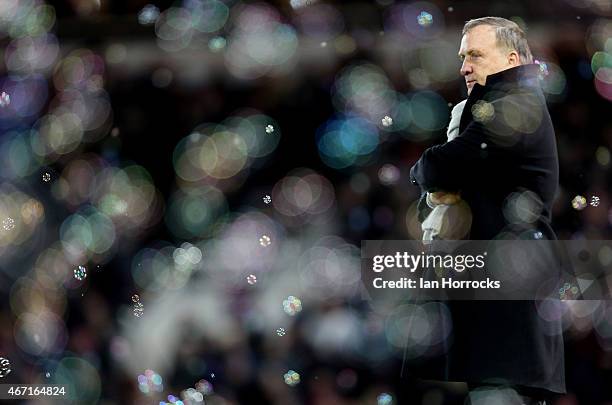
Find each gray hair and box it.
[463,17,533,64]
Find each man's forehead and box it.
[464,24,496,38]
[459,25,496,53]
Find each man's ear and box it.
[508,51,520,66]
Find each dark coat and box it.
[409,64,565,394]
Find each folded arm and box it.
[410,118,517,192]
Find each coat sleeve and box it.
[409,117,519,192]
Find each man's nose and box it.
[460,60,472,76]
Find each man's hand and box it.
[428,191,461,206]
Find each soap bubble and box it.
[0,92,10,107]
[73,265,87,281]
[283,370,300,386]
[137,369,163,394]
[133,302,144,317]
[377,392,394,405]
[535,59,549,79]
[283,295,302,316]
[2,217,15,231]
[417,11,433,27]
[571,195,587,210]
[378,164,400,185]
[138,4,160,25]
[209,36,226,52]
[0,357,11,378]
[259,235,271,247]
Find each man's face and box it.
[458,25,518,94]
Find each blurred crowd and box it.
[0,0,611,404]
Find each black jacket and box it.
[409,64,565,394]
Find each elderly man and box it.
[410,17,565,404]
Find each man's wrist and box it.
[426,192,438,208]
[428,191,462,206]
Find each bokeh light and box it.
[384,2,445,39]
[272,168,335,224]
[293,3,344,41]
[225,3,298,79]
[298,235,361,300]
[316,116,380,169]
[384,302,452,359]
[165,185,227,239]
[199,211,283,289]
[5,34,59,74]
[191,0,229,34]
[0,74,49,127]
[332,63,397,124]
[93,165,163,235]
[60,207,116,262]
[54,357,102,403]
[155,7,194,52]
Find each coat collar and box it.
[481,63,541,88]
[470,63,541,95]
[459,64,542,133]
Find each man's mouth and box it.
[466,80,476,87]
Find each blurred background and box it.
[0,0,611,403]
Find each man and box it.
[410,17,565,404]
